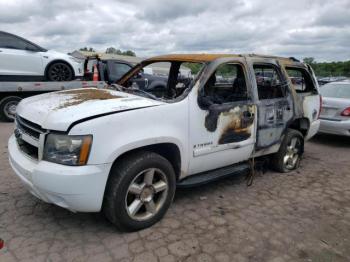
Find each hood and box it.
[46,50,81,63]
[46,49,70,58]
[17,88,164,131]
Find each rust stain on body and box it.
[218,128,251,144]
[56,88,123,109]
[217,105,255,144]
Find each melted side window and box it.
[201,63,248,107]
[124,61,204,100]
[253,64,286,100]
[285,67,316,93]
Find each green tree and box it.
[123,50,136,57]
[303,57,315,65]
[305,58,350,77]
[106,47,123,54]
[105,47,136,57]
[79,47,95,52]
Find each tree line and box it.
[79,47,136,57]
[303,57,350,77]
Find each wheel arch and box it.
[287,117,310,137]
[108,142,182,182]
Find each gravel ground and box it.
[0,122,349,262]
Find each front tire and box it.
[46,62,74,81]
[271,129,304,173]
[103,151,176,231]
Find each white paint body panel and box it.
[0,48,83,77]
[302,94,321,140]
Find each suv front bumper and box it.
[8,135,111,212]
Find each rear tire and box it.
[103,151,176,231]
[46,62,74,81]
[271,128,304,173]
[0,96,22,122]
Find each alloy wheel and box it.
[125,168,168,221]
[283,137,301,169]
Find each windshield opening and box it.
[117,61,204,101]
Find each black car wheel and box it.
[47,62,74,81]
[0,96,22,122]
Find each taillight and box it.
[318,95,322,119]
[341,107,350,117]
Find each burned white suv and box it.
[8,54,321,231]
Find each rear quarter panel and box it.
[301,93,321,139]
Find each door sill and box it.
[177,162,250,188]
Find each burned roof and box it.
[145,54,240,63]
[145,53,303,65]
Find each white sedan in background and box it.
[0,31,84,81]
[319,81,350,136]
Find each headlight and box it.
[43,134,92,166]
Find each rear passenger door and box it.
[247,58,294,150]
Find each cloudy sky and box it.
[0,0,349,61]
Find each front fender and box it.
[106,137,185,165]
[68,100,189,174]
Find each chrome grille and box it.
[15,115,46,160]
[16,116,45,139]
[16,138,39,159]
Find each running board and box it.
[177,162,250,188]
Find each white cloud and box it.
[0,0,349,61]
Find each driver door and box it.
[188,59,257,175]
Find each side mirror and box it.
[136,72,143,79]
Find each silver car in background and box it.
[319,81,350,136]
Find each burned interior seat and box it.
[230,77,247,101]
[201,74,224,107]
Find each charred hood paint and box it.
[16,88,165,131]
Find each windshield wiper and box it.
[110,84,159,100]
[128,88,159,100]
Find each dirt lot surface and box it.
[0,122,349,262]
